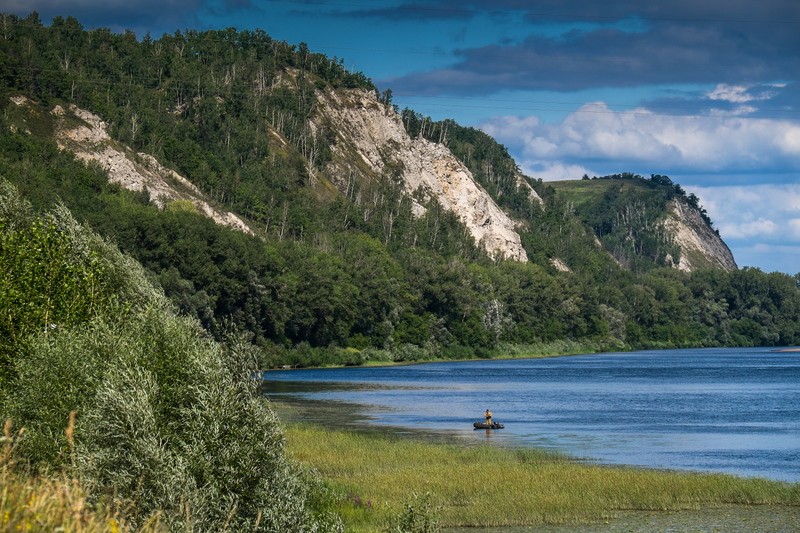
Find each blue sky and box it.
[7,0,800,274]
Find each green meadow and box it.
[284,423,800,532]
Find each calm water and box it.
[262,347,800,482]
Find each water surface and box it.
[262,347,800,482]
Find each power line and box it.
[3,18,798,122]
[8,15,797,95]
[391,92,800,114]
[4,64,798,121]
[393,98,800,120]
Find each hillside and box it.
[0,13,799,367]
[548,175,737,272]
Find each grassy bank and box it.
[0,469,165,532]
[284,424,800,532]
[276,339,627,371]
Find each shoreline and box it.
[284,423,800,532]
[271,347,800,530]
[262,340,626,373]
[263,343,800,373]
[264,347,800,486]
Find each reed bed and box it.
[285,424,800,531]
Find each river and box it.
[261,346,800,482]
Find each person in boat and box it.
[484,409,493,426]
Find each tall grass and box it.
[285,424,800,532]
[0,419,165,532]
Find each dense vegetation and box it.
[1,12,799,371]
[550,173,714,271]
[0,180,339,530]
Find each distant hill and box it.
[548,174,736,272]
[1,13,798,364]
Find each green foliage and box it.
[400,108,540,223]
[0,181,159,386]
[0,182,340,531]
[386,492,440,533]
[549,176,684,271]
[0,13,373,234]
[1,15,799,371]
[2,11,799,533]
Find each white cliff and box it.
[35,99,253,235]
[662,198,737,272]
[312,89,528,262]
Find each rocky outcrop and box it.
[312,89,528,262]
[515,172,543,206]
[549,258,572,273]
[14,97,253,235]
[662,198,737,272]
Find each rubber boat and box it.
[473,422,504,429]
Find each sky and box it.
[5,0,800,274]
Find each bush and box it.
[9,303,340,532]
[391,343,428,362]
[0,182,340,531]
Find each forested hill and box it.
[1,13,799,368]
[548,174,737,272]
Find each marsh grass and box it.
[285,424,800,532]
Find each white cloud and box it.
[686,184,800,244]
[707,84,755,104]
[705,83,785,105]
[479,102,800,274]
[717,218,778,239]
[780,128,800,153]
[679,183,799,271]
[481,103,800,175]
[519,162,594,181]
[790,219,800,240]
[709,106,757,117]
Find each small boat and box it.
[473,422,504,429]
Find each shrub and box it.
[0,181,340,531]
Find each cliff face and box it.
[312,89,528,262]
[12,90,530,262]
[11,92,737,273]
[663,198,737,272]
[10,96,253,235]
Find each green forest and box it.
[1,13,799,370]
[1,13,799,532]
[2,13,800,367]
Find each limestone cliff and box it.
[662,198,737,272]
[10,96,253,235]
[312,89,528,262]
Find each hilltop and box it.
[548,174,736,272]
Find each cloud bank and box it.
[481,103,800,179]
[370,0,800,95]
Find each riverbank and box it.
[283,423,800,532]
[264,341,800,374]
[263,339,626,372]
